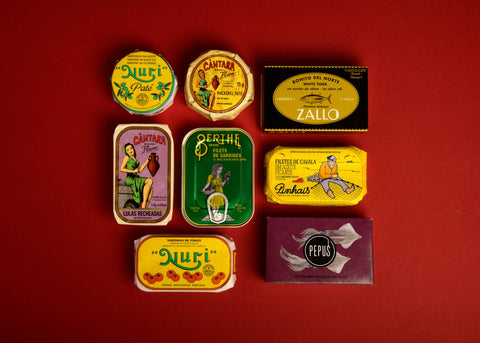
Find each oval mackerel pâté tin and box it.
[184,50,254,121]
[264,146,367,206]
[113,124,173,225]
[135,235,236,292]
[182,128,254,227]
[111,51,178,115]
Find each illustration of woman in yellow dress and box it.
[201,163,230,220]
[120,143,153,208]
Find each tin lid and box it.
[184,50,254,121]
[134,234,236,292]
[264,146,367,206]
[113,124,174,225]
[181,128,254,227]
[111,51,177,116]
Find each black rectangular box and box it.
[262,66,368,132]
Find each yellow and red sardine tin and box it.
[135,235,236,292]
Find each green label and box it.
[182,128,254,227]
[273,72,359,125]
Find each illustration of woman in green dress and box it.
[201,163,230,220]
[196,69,215,108]
[120,143,153,209]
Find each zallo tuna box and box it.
[134,235,236,292]
[264,146,367,206]
[262,66,367,132]
[266,217,373,284]
[114,124,173,225]
[111,51,178,116]
[182,128,254,227]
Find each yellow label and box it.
[188,53,249,113]
[273,73,359,125]
[111,51,176,114]
[136,236,234,291]
[264,147,367,206]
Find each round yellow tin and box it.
[185,50,254,121]
[111,51,177,115]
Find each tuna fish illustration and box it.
[300,93,332,104]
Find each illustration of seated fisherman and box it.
[315,155,355,199]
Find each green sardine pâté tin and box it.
[182,128,254,227]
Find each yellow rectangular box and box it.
[264,146,367,206]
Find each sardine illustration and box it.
[300,93,332,104]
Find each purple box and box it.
[266,217,373,284]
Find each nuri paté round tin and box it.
[184,50,254,121]
[111,51,178,116]
[182,128,254,227]
[134,234,236,292]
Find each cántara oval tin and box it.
[262,66,368,132]
[182,128,254,227]
[134,235,236,292]
[114,124,173,225]
[111,51,178,115]
[264,146,367,206]
[184,50,254,121]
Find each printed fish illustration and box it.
[300,93,332,104]
[280,247,350,274]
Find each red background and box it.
[2,0,479,342]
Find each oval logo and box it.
[273,72,359,125]
[303,234,336,268]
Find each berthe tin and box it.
[182,128,254,227]
[114,124,173,225]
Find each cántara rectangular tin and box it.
[113,124,173,225]
[266,217,373,284]
[182,128,254,227]
[262,66,368,132]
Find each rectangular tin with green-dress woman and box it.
[182,128,254,227]
[114,124,173,225]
